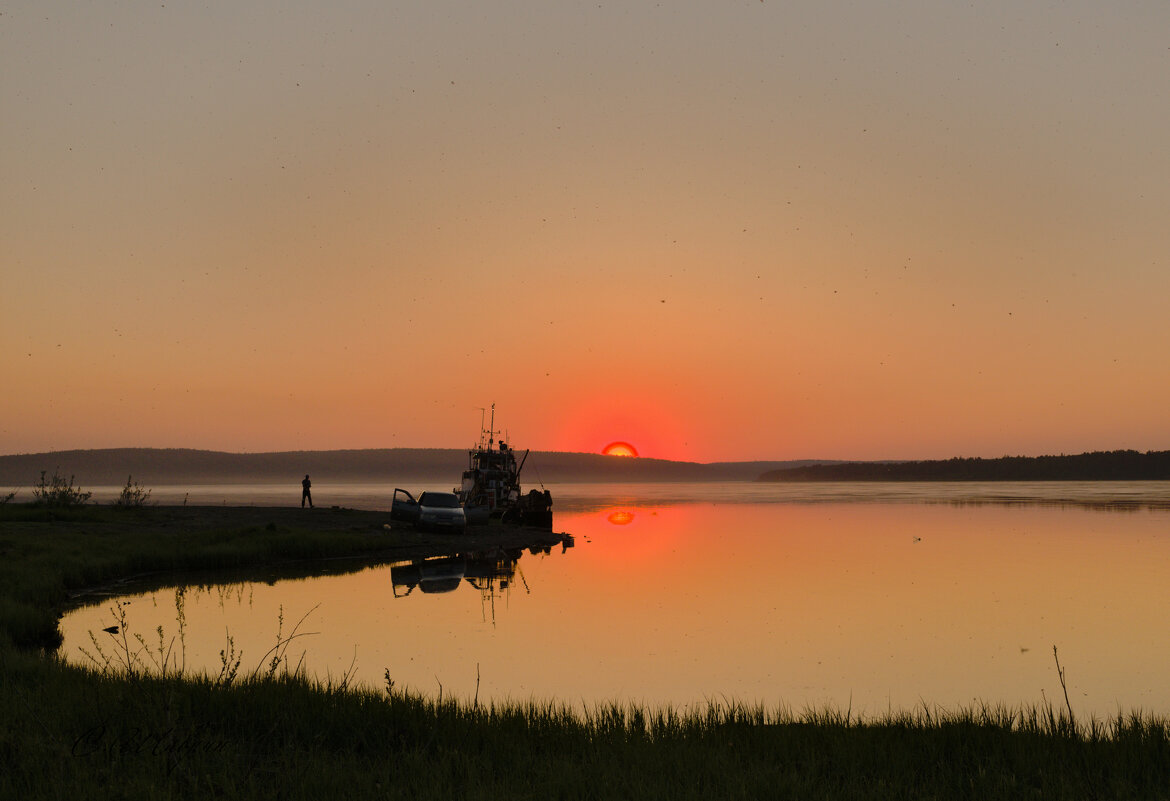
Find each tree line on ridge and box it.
[758,450,1170,482]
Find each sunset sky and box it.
[4,1,1169,462]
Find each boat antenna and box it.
[489,403,496,448]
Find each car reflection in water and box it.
[390,533,574,603]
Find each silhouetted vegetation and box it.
[113,474,153,508]
[30,468,92,507]
[759,450,1170,482]
[5,654,1170,800]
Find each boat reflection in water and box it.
[390,532,573,599]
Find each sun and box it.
[602,441,639,457]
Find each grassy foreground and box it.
[2,503,1170,799]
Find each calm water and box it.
[59,481,1170,718]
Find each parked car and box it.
[391,488,466,532]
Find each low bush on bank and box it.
[114,474,153,508]
[31,468,92,508]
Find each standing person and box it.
[301,474,313,508]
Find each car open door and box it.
[390,488,420,524]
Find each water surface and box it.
[59,482,1170,717]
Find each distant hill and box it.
[758,450,1170,482]
[0,448,830,487]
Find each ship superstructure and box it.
[456,405,552,528]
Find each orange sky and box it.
[3,2,1169,461]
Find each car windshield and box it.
[418,492,461,509]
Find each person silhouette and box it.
[301,474,313,508]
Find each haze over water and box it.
[60,482,1170,718]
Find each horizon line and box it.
[2,445,1167,465]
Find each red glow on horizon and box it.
[602,441,639,457]
[552,392,692,461]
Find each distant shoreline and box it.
[0,447,826,487]
[759,449,1170,482]
[6,447,1170,486]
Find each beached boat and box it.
[456,406,553,529]
[389,407,553,530]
